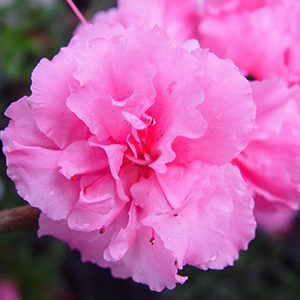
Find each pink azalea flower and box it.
[0,280,20,300]
[199,1,300,83]
[91,0,201,46]
[1,23,256,291]
[235,80,300,232]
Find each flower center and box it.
[125,117,160,166]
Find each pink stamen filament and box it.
[66,0,88,24]
[125,154,154,166]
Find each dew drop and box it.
[50,190,55,196]
[167,237,172,242]
[236,189,245,196]
[209,254,217,262]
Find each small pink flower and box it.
[235,80,300,231]
[1,24,256,290]
[0,280,20,300]
[91,0,201,46]
[199,1,300,83]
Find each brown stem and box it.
[0,205,41,234]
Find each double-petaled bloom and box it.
[1,21,257,290]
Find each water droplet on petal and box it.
[236,189,245,196]
[50,190,55,196]
[209,254,217,262]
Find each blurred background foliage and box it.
[0,1,299,299]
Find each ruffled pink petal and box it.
[67,174,125,231]
[3,146,79,220]
[173,50,255,165]
[104,204,137,262]
[199,2,300,82]
[201,0,280,15]
[236,80,300,212]
[57,140,108,179]
[254,199,298,234]
[130,172,174,215]
[66,35,156,142]
[93,0,200,46]
[1,96,56,150]
[39,213,187,291]
[250,80,299,138]
[142,162,256,270]
[38,212,127,268]
[30,49,89,149]
[120,225,187,292]
[96,143,127,180]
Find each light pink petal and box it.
[39,213,186,291]
[3,146,79,220]
[250,80,299,137]
[114,0,200,45]
[130,172,173,216]
[67,174,125,231]
[121,226,187,292]
[201,0,280,15]
[142,162,256,270]
[144,38,207,171]
[66,36,156,141]
[173,50,255,165]
[254,201,298,234]
[1,96,56,150]
[237,139,300,210]
[96,143,127,180]
[57,140,108,179]
[38,211,128,268]
[104,204,137,262]
[30,49,89,149]
[199,2,300,82]
[236,80,300,213]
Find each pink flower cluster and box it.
[198,0,300,233]
[1,0,299,291]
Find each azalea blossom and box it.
[198,0,300,233]
[235,80,300,233]
[1,22,256,291]
[199,0,300,83]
